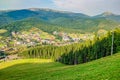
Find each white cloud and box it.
[53,0,120,16]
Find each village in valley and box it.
[0,27,95,54]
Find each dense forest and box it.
[19,28,120,65]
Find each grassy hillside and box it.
[0,53,120,80]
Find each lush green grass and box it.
[0,29,7,34]
[0,53,120,80]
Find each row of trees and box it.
[19,28,120,65]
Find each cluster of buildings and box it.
[11,31,57,46]
[0,30,95,53]
[53,31,94,42]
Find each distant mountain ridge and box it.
[94,11,120,22]
[97,11,115,17]
[0,8,120,36]
[0,8,89,25]
[0,8,120,25]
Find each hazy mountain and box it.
[94,11,120,22]
[96,12,115,17]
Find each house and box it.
[72,38,80,42]
[7,54,19,60]
[62,36,70,41]
[53,31,58,35]
[41,39,50,44]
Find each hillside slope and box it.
[0,8,120,34]
[0,53,120,80]
[1,17,120,37]
[0,18,80,37]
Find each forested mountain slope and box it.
[0,8,120,33]
[0,18,84,36]
[0,17,120,37]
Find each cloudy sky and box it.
[0,0,120,16]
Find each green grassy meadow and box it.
[0,53,120,80]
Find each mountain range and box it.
[0,8,120,36]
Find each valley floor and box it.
[0,53,120,80]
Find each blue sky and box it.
[0,0,120,16]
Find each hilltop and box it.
[94,11,120,22]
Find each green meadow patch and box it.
[0,29,7,34]
[0,53,120,80]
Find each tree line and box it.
[19,28,120,65]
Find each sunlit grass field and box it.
[0,53,120,80]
